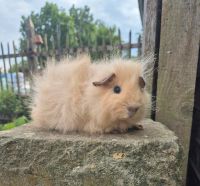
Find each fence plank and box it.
[56,24,61,61]
[156,0,200,180]
[7,43,14,91]
[102,37,106,58]
[1,43,8,89]
[26,18,38,73]
[118,29,122,56]
[12,41,20,94]
[50,35,55,58]
[21,55,27,94]
[43,34,48,65]
[128,30,132,58]
[137,35,142,56]
[0,42,141,61]
[44,34,48,54]
[108,30,113,58]
[0,53,28,59]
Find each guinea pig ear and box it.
[93,73,116,86]
[139,76,145,89]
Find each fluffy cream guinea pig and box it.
[31,56,150,134]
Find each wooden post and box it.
[108,29,113,59]
[43,34,49,64]
[26,18,38,74]
[0,43,8,90]
[118,29,122,56]
[102,37,106,58]
[21,55,27,94]
[137,35,142,57]
[56,24,61,61]
[151,0,162,121]
[66,32,69,57]
[50,35,55,58]
[7,43,14,91]
[44,34,48,53]
[155,0,200,181]
[128,30,132,58]
[13,41,20,94]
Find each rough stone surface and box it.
[0,119,183,186]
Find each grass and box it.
[0,116,29,131]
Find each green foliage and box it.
[9,60,29,73]
[14,116,29,126]
[8,60,31,78]
[0,90,23,119]
[1,122,16,130]
[0,90,30,122]
[0,116,28,131]
[19,3,120,52]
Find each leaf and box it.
[112,152,125,160]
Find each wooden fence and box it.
[0,18,142,95]
[139,0,200,184]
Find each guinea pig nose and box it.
[127,106,139,117]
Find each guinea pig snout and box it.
[127,106,139,117]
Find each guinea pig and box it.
[31,56,150,134]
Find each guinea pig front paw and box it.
[109,128,128,134]
[134,124,144,130]
[128,124,144,132]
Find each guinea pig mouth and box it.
[127,106,139,118]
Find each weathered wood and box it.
[140,0,158,117]
[141,0,157,56]
[109,29,113,46]
[156,0,200,179]
[1,43,8,89]
[138,0,157,117]
[118,29,122,56]
[26,18,38,73]
[50,35,55,58]
[138,0,144,25]
[108,30,113,59]
[0,53,28,59]
[36,45,40,63]
[56,24,61,61]
[65,32,69,49]
[151,0,162,121]
[12,41,20,94]
[49,43,140,55]
[44,34,48,54]
[0,42,141,62]
[102,37,106,58]
[137,35,142,56]
[7,43,14,91]
[21,55,27,94]
[128,30,132,58]
[43,34,49,64]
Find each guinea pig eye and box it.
[113,85,121,94]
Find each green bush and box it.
[0,116,28,131]
[14,116,29,126]
[1,122,16,130]
[0,90,29,122]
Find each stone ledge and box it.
[0,119,183,186]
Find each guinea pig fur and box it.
[31,56,150,134]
